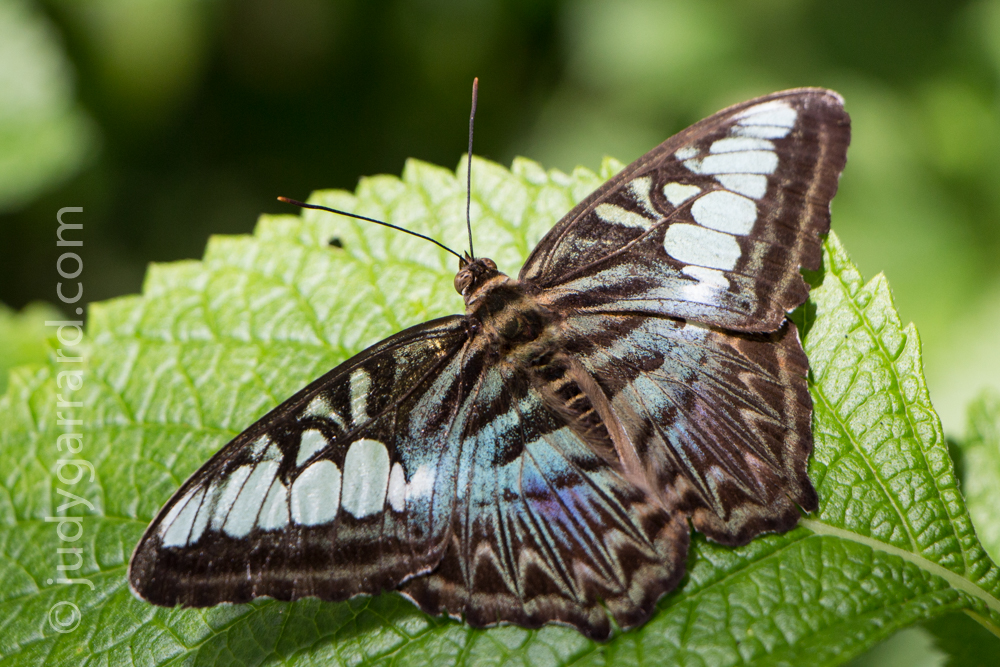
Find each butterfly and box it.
[128,88,850,640]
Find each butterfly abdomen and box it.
[530,353,615,454]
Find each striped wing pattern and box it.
[129,88,850,639]
[400,355,688,638]
[564,314,816,545]
[130,314,685,638]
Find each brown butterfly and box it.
[130,87,850,639]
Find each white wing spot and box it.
[663,223,741,270]
[160,487,206,547]
[684,151,778,175]
[683,265,730,287]
[681,265,730,303]
[291,460,342,525]
[224,461,280,538]
[731,124,792,140]
[674,146,698,160]
[250,435,271,459]
[349,369,371,425]
[387,462,406,512]
[297,429,328,467]
[407,465,436,499]
[341,438,391,519]
[691,190,757,235]
[189,485,213,544]
[710,137,775,153]
[595,203,655,229]
[628,176,658,216]
[303,395,330,417]
[159,487,193,533]
[715,174,768,199]
[258,479,289,530]
[303,394,347,430]
[211,465,252,530]
[663,183,701,206]
[736,100,797,128]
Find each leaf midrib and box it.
[812,385,920,551]
[562,524,982,666]
[829,265,972,573]
[817,274,920,553]
[801,519,1000,620]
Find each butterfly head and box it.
[454,256,502,300]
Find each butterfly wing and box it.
[521,88,849,332]
[397,355,688,640]
[128,312,683,640]
[128,315,472,606]
[562,313,817,547]
[514,90,850,553]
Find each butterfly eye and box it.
[454,271,472,295]
[483,258,497,270]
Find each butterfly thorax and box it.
[457,258,553,349]
[456,257,620,462]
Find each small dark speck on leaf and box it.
[329,238,343,248]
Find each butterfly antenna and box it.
[465,77,478,261]
[277,197,464,262]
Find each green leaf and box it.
[957,392,1000,565]
[1,155,998,666]
[846,626,945,667]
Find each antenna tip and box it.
[277,196,291,203]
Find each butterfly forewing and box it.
[130,88,850,640]
[129,316,470,606]
[522,89,849,332]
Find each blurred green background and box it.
[1,0,999,663]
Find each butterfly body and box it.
[129,89,850,639]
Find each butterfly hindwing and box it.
[399,359,688,639]
[563,313,816,546]
[522,88,849,332]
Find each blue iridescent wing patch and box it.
[563,313,817,545]
[129,88,851,640]
[401,358,689,638]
